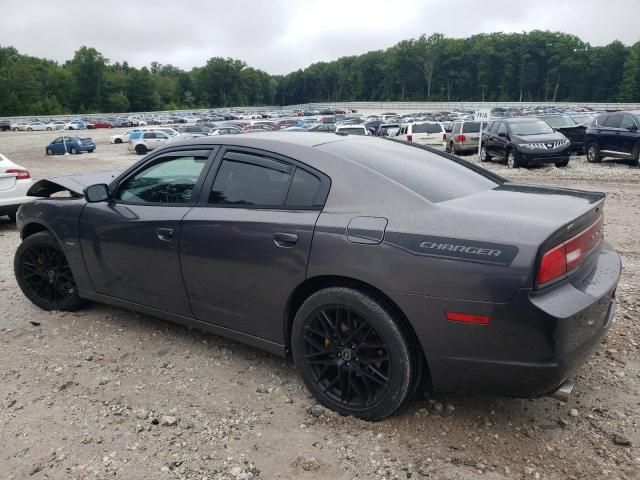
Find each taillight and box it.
[407,134,413,142]
[6,168,30,180]
[455,134,466,142]
[537,215,604,286]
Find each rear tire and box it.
[291,287,416,421]
[586,142,602,163]
[14,231,84,311]
[70,147,78,155]
[135,144,147,155]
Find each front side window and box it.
[497,123,508,136]
[621,115,637,130]
[210,153,292,206]
[117,155,208,204]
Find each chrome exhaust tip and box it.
[549,379,575,402]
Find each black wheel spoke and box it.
[303,304,391,410]
[19,243,76,307]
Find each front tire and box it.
[14,231,84,311]
[630,144,640,167]
[480,145,491,162]
[291,287,415,421]
[46,148,53,156]
[506,148,520,169]
[555,159,569,167]
[115,138,123,144]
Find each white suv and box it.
[396,121,445,146]
[128,131,171,155]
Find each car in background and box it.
[93,120,114,129]
[376,123,401,137]
[46,120,67,131]
[584,112,640,166]
[396,121,446,146]
[0,153,32,222]
[335,124,368,135]
[11,121,30,131]
[307,123,336,133]
[180,125,212,135]
[110,129,141,144]
[65,121,86,130]
[446,121,482,155]
[538,115,587,153]
[24,121,47,131]
[210,127,242,136]
[480,118,570,168]
[45,136,96,155]
[128,130,171,155]
[0,120,10,131]
[166,132,208,143]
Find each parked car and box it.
[45,136,96,155]
[584,112,640,166]
[446,121,482,155]
[376,123,401,137]
[180,125,212,134]
[307,123,336,133]
[538,115,587,153]
[92,120,114,129]
[335,124,368,135]
[24,121,47,131]
[110,129,140,144]
[0,120,10,131]
[166,132,207,143]
[128,130,170,155]
[14,133,620,420]
[0,153,32,222]
[11,121,30,131]
[395,121,445,145]
[65,121,86,130]
[480,118,571,168]
[46,121,67,131]
[210,127,242,136]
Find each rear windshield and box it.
[461,122,481,133]
[319,139,499,203]
[412,123,443,134]
[338,127,366,135]
[509,120,555,135]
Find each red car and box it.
[92,120,114,129]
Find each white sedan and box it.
[0,153,33,222]
[109,129,141,144]
[24,121,48,131]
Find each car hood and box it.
[513,132,567,143]
[27,170,121,197]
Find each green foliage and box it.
[0,31,638,117]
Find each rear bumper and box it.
[390,242,621,397]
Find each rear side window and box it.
[452,123,461,134]
[286,169,321,207]
[412,123,443,134]
[210,154,291,206]
[621,115,637,130]
[461,122,481,133]
[605,114,623,128]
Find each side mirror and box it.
[84,183,110,203]
[627,125,638,132]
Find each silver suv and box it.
[446,121,482,155]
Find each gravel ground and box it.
[0,128,639,480]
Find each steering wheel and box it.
[164,177,196,203]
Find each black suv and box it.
[584,111,640,166]
[480,118,571,168]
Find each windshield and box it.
[541,116,576,128]
[510,120,555,136]
[461,122,481,133]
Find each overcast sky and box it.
[2,0,638,75]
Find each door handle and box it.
[273,232,298,247]
[156,228,174,241]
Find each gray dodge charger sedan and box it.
[14,133,620,420]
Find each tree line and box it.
[1,30,639,116]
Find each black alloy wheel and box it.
[14,232,83,311]
[292,287,415,420]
